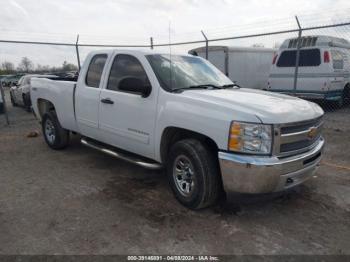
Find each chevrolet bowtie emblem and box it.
[307,127,317,140]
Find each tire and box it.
[10,92,17,107]
[334,85,350,108]
[335,90,345,108]
[23,93,31,112]
[166,139,221,210]
[42,111,69,150]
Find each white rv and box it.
[268,35,350,106]
[189,46,276,89]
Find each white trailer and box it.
[189,46,276,89]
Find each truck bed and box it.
[31,77,79,132]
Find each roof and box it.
[280,35,350,49]
[88,49,191,57]
[189,45,276,54]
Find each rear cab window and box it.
[86,54,108,88]
[277,48,321,67]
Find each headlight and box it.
[228,121,272,154]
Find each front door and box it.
[98,52,158,159]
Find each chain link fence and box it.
[1,11,350,124]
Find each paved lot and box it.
[0,89,349,255]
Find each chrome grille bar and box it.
[273,116,324,157]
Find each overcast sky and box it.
[0,0,349,67]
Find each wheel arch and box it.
[37,99,56,119]
[159,126,219,164]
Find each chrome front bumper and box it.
[218,137,324,194]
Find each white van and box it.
[268,35,350,106]
[189,46,276,89]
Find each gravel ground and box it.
[0,89,349,255]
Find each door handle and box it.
[101,98,114,104]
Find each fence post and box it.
[293,16,302,95]
[0,81,9,125]
[75,34,81,71]
[201,30,209,60]
[150,37,154,50]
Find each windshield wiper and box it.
[221,83,241,89]
[171,84,221,92]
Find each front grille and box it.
[277,117,323,156]
[280,117,322,135]
[280,135,321,153]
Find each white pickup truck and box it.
[31,50,325,209]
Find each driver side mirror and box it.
[118,77,151,98]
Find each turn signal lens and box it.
[324,51,330,63]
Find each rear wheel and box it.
[10,92,17,107]
[167,139,221,209]
[23,94,31,112]
[42,112,69,150]
[335,85,350,108]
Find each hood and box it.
[180,88,324,124]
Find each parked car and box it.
[0,91,3,114]
[189,46,276,89]
[268,35,350,106]
[10,74,56,111]
[2,74,24,87]
[0,75,6,114]
[0,75,10,86]
[30,50,324,209]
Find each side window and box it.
[107,54,150,92]
[86,54,107,88]
[331,50,344,70]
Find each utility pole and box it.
[201,30,209,60]
[293,16,302,95]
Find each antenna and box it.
[169,20,173,90]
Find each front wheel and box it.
[167,139,221,209]
[42,112,69,150]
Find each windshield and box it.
[146,54,233,91]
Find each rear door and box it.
[75,53,108,139]
[98,52,158,159]
[330,49,347,92]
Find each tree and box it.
[36,64,51,73]
[17,57,34,73]
[62,61,78,72]
[1,61,15,73]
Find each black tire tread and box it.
[42,111,69,150]
[167,139,220,209]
